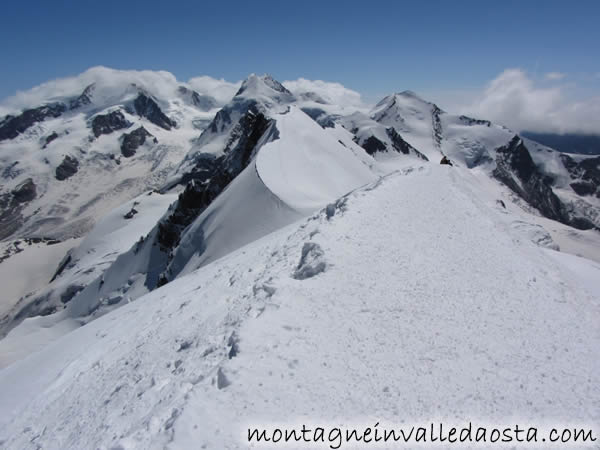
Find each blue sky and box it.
[1,0,598,102]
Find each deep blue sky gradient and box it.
[1,0,599,100]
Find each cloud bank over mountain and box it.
[1,67,597,135]
[448,69,600,135]
[283,78,366,110]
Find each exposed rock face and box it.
[351,125,428,160]
[493,136,595,230]
[386,127,428,160]
[0,193,23,240]
[222,107,272,173]
[360,135,387,155]
[91,110,132,138]
[120,126,155,157]
[42,132,59,148]
[0,179,37,240]
[155,109,273,287]
[133,93,176,130]
[459,115,491,127]
[55,155,79,181]
[0,103,67,142]
[561,154,600,198]
[11,178,36,203]
[431,104,443,149]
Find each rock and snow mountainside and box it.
[0,75,379,352]
[0,164,599,449]
[0,71,599,448]
[0,67,221,242]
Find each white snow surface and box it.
[0,238,81,318]
[0,191,176,367]
[0,163,598,449]
[256,107,376,212]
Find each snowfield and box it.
[0,163,598,449]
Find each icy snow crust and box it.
[0,164,598,449]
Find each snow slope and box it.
[0,163,598,449]
[0,238,81,318]
[256,107,375,213]
[0,190,176,366]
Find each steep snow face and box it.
[439,113,513,168]
[0,164,598,449]
[370,91,445,160]
[338,111,429,160]
[256,107,376,212]
[37,107,375,326]
[0,68,220,241]
[166,106,376,278]
[173,74,296,181]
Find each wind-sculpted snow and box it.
[256,107,376,213]
[0,164,598,449]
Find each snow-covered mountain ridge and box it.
[0,72,599,446]
[1,70,599,346]
[0,162,598,449]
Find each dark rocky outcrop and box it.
[0,193,24,241]
[1,179,37,240]
[440,156,453,166]
[120,126,155,157]
[91,110,132,138]
[134,93,176,130]
[11,178,36,203]
[55,155,79,180]
[459,115,491,127]
[155,109,273,287]
[494,136,594,230]
[208,106,234,134]
[360,135,387,155]
[561,154,600,198]
[42,132,59,148]
[0,103,66,142]
[386,127,428,160]
[353,127,428,160]
[431,105,443,149]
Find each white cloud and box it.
[544,72,566,81]
[283,78,365,110]
[452,69,600,134]
[0,67,244,116]
[0,66,186,115]
[187,76,241,105]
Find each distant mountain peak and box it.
[234,74,294,101]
